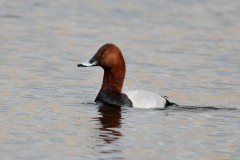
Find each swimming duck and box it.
[78,43,174,108]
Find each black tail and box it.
[165,99,177,107]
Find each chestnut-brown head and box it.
[85,43,125,70]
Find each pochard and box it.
[78,43,175,108]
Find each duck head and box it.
[78,43,125,71]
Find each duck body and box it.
[78,43,173,108]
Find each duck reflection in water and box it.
[97,104,123,144]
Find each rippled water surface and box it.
[0,0,240,159]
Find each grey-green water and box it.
[0,0,240,159]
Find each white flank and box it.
[125,89,167,109]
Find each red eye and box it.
[102,51,108,57]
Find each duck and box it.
[78,43,175,108]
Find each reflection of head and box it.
[97,104,123,144]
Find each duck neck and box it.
[100,67,125,94]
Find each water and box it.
[0,0,240,159]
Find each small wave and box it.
[158,105,237,112]
[0,14,22,19]
[80,101,96,105]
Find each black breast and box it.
[95,90,133,107]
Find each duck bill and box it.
[78,52,99,67]
[77,61,97,67]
